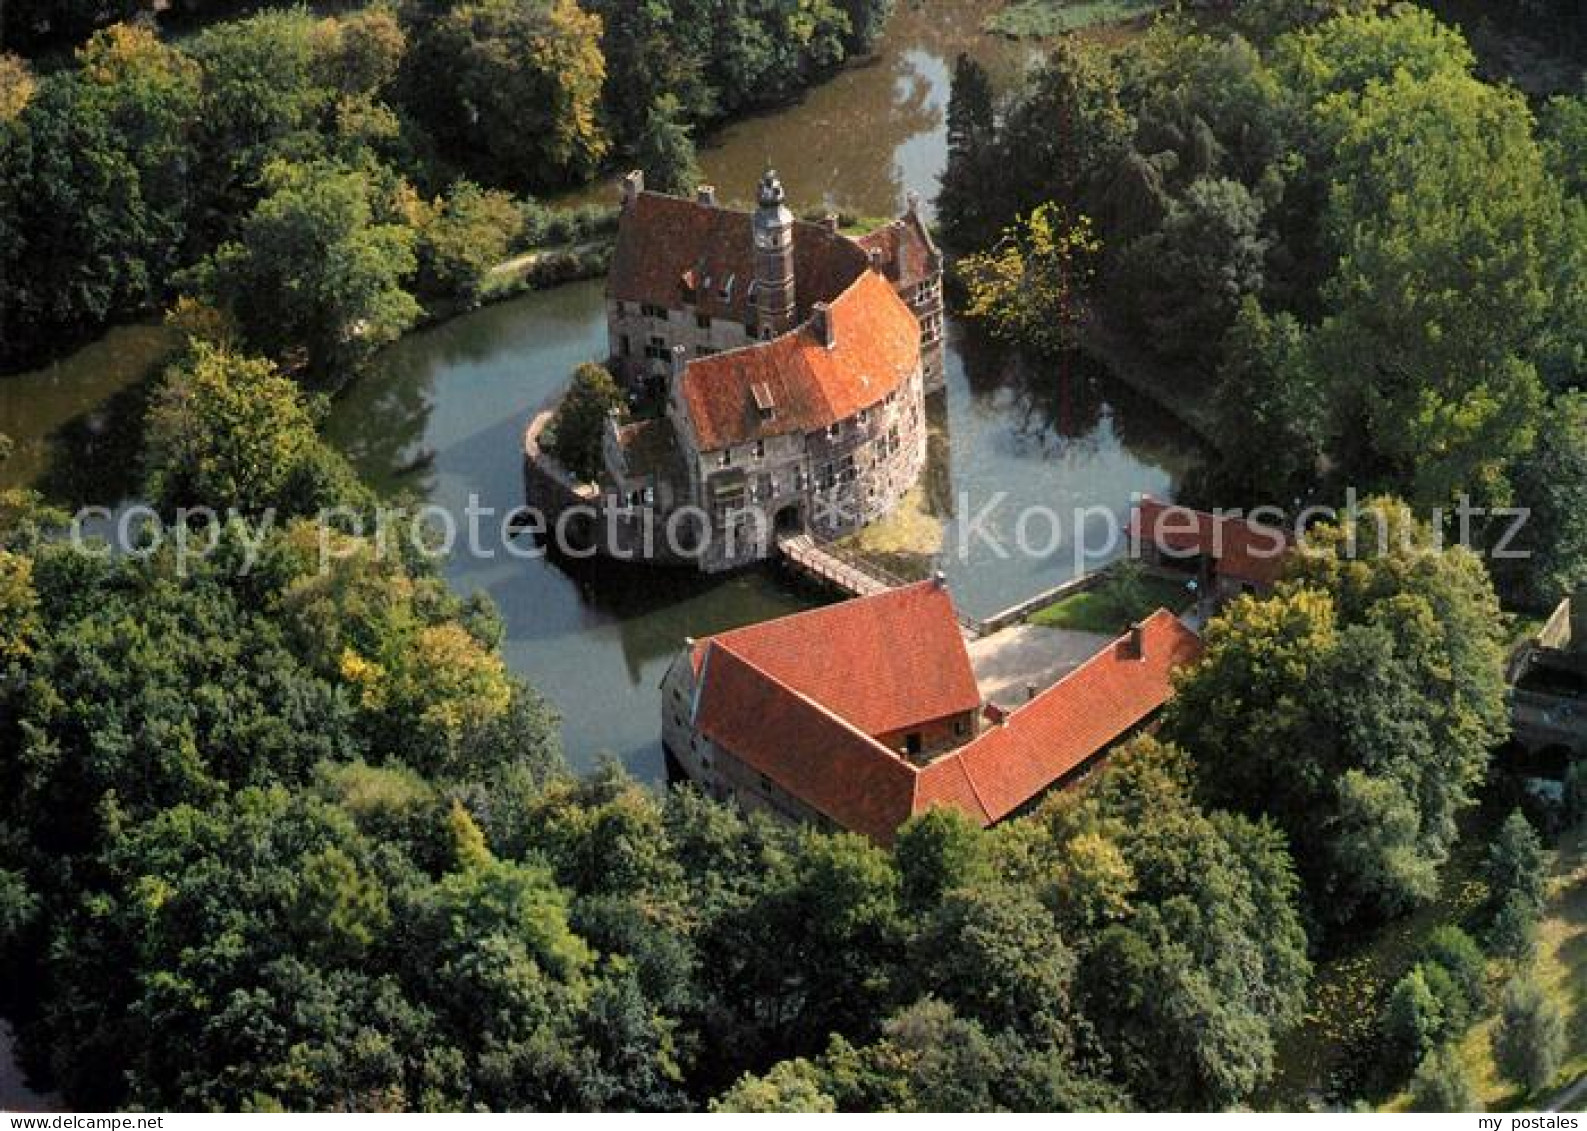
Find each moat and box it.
[0,1,1200,779]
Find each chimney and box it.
[1128,622,1146,659]
[811,302,835,348]
[697,185,717,207]
[823,213,840,233]
[906,191,921,216]
[867,247,885,272]
[933,569,946,589]
[621,170,645,209]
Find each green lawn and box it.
[985,0,1167,38]
[1029,570,1191,635]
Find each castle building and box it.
[660,580,1203,843]
[527,169,947,573]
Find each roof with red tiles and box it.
[1132,497,1293,587]
[608,192,871,324]
[950,610,1203,823]
[857,208,940,291]
[687,587,1203,842]
[693,642,920,842]
[677,269,922,451]
[694,580,981,740]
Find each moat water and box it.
[0,1,1200,779]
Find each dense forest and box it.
[943,0,1587,614]
[0,0,1583,1113]
[0,0,892,372]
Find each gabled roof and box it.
[1132,497,1293,587]
[857,207,941,291]
[951,610,1203,823]
[693,642,920,842]
[607,192,870,324]
[677,270,921,451]
[687,589,1203,843]
[694,580,981,739]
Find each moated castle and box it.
[525,167,945,572]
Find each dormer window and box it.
[751,382,776,422]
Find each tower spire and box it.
[752,167,796,336]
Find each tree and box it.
[0,53,33,121]
[1492,976,1566,1092]
[0,28,201,367]
[1306,65,1560,507]
[1408,1045,1477,1112]
[1170,501,1508,930]
[1486,811,1547,916]
[406,0,609,191]
[960,202,1100,355]
[937,53,998,246]
[413,180,524,303]
[1420,927,1488,1024]
[1118,176,1269,363]
[632,94,700,198]
[144,343,365,516]
[1496,392,1587,610]
[1487,891,1542,962]
[1207,298,1324,505]
[893,807,992,911]
[195,158,419,378]
[711,1059,836,1112]
[1381,968,1445,1079]
[544,363,623,482]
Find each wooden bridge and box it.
[776,534,897,598]
[775,534,986,638]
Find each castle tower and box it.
[752,168,797,336]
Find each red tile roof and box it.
[693,642,920,842]
[677,269,922,451]
[694,580,981,740]
[857,209,940,291]
[608,192,870,324]
[688,587,1203,842]
[950,610,1203,823]
[1132,497,1293,587]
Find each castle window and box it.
[718,449,732,468]
[827,422,841,439]
[696,314,711,330]
[619,335,631,357]
[754,440,765,460]
[642,303,667,320]
[858,408,868,425]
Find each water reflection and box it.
[0,324,173,500]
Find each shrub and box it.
[1408,1045,1477,1112]
[1491,977,1565,1092]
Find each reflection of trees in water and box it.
[326,362,438,497]
[35,377,155,510]
[533,546,811,684]
[950,312,1201,470]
